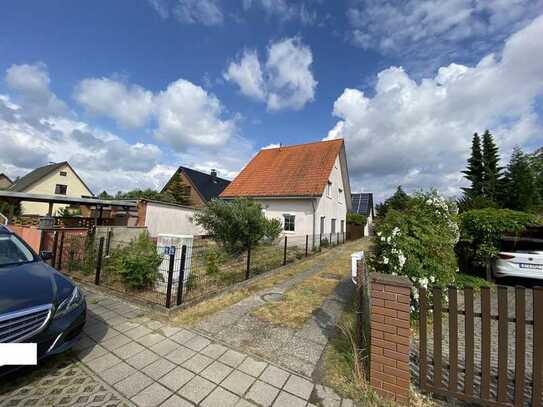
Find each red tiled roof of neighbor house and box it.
[220,139,344,198]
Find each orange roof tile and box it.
[220,139,344,198]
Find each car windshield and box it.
[0,234,35,266]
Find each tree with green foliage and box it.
[375,186,411,218]
[194,198,282,254]
[346,212,367,225]
[481,130,502,202]
[462,133,484,200]
[528,147,543,208]
[502,146,539,211]
[161,171,191,205]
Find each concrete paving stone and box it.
[274,353,314,377]
[85,352,122,373]
[237,357,267,378]
[159,366,194,391]
[127,349,161,370]
[158,326,182,337]
[184,334,212,352]
[340,399,354,407]
[200,361,233,384]
[144,358,176,380]
[219,349,246,368]
[235,400,256,407]
[114,371,154,398]
[138,333,167,347]
[101,334,133,351]
[116,321,141,333]
[72,334,96,352]
[100,362,137,385]
[164,346,195,365]
[77,343,108,362]
[181,353,214,373]
[107,315,129,326]
[179,375,216,404]
[151,338,180,356]
[131,382,172,407]
[201,386,240,407]
[245,380,280,407]
[220,370,256,396]
[170,328,196,345]
[200,343,228,359]
[99,310,119,320]
[114,341,146,359]
[312,385,341,407]
[146,320,164,331]
[125,325,154,339]
[259,365,290,389]
[159,394,195,407]
[273,391,306,407]
[284,375,314,400]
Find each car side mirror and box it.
[40,251,53,261]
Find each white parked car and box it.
[493,250,543,280]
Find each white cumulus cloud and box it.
[225,37,317,111]
[327,14,543,200]
[147,0,223,26]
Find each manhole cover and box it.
[261,292,284,302]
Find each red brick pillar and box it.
[369,273,412,404]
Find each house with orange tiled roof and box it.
[220,139,352,243]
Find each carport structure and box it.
[0,190,137,225]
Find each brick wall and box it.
[369,273,412,404]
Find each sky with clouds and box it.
[0,0,542,201]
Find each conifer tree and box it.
[481,130,502,203]
[462,133,484,199]
[162,171,192,205]
[502,146,537,211]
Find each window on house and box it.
[338,188,343,204]
[283,214,295,232]
[59,171,67,176]
[331,218,336,234]
[340,220,345,233]
[55,184,67,195]
[320,216,325,235]
[327,181,332,198]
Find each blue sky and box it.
[0,1,542,200]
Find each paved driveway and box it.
[1,286,353,407]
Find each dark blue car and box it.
[0,224,86,372]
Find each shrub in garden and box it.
[458,208,539,264]
[105,232,163,289]
[346,213,366,225]
[370,191,459,293]
[205,246,225,275]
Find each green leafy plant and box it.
[264,218,283,242]
[346,213,367,225]
[105,232,163,289]
[194,198,282,254]
[375,186,411,218]
[458,208,539,264]
[204,246,225,275]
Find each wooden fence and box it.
[418,286,543,406]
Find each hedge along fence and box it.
[48,228,348,309]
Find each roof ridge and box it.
[260,138,343,151]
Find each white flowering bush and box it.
[370,191,459,313]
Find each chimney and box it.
[210,169,217,178]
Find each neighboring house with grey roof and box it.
[161,166,230,208]
[351,192,374,236]
[0,173,13,190]
[8,162,93,215]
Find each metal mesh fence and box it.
[45,230,347,308]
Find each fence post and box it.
[176,245,187,306]
[105,229,112,256]
[57,232,65,271]
[330,232,332,246]
[51,231,59,268]
[165,253,175,308]
[283,236,287,265]
[319,233,322,250]
[337,232,339,246]
[305,235,308,257]
[356,255,371,378]
[94,237,104,285]
[245,242,251,280]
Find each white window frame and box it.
[331,218,336,234]
[283,214,295,232]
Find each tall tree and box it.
[162,171,191,205]
[375,186,411,218]
[481,130,502,202]
[502,146,538,211]
[528,147,543,206]
[462,133,484,199]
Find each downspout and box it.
[311,198,316,249]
